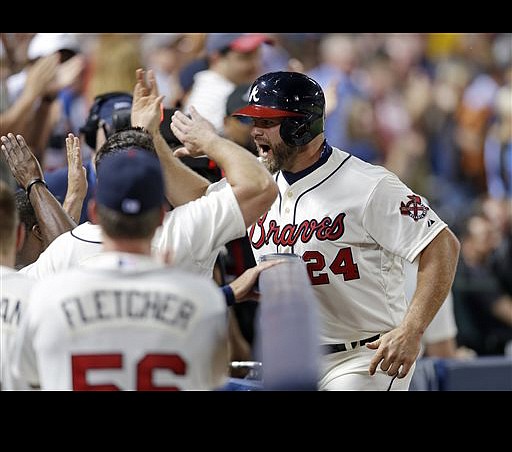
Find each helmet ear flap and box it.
[280,117,311,147]
[80,100,102,149]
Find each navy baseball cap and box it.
[95,149,165,215]
[206,33,273,55]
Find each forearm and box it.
[152,133,210,206]
[25,101,57,160]
[227,310,252,362]
[402,228,460,335]
[29,183,76,248]
[63,191,85,224]
[0,92,38,136]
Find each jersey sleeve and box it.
[362,174,447,262]
[19,232,72,279]
[157,178,246,262]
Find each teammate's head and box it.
[206,33,273,85]
[79,92,133,151]
[91,149,166,240]
[0,155,16,191]
[14,190,43,268]
[94,126,156,172]
[0,182,24,265]
[224,83,257,155]
[232,71,325,173]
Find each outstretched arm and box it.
[224,259,285,304]
[1,133,76,248]
[131,68,211,207]
[0,54,59,137]
[367,227,460,378]
[171,107,279,227]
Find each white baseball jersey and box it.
[250,147,447,344]
[1,265,35,390]
[11,252,228,390]
[20,178,245,279]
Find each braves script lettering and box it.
[250,212,346,248]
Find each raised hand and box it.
[24,53,60,99]
[65,133,87,197]
[63,133,87,222]
[46,54,86,97]
[0,133,43,189]
[170,106,217,157]
[131,68,164,135]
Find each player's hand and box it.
[229,260,286,303]
[132,68,164,135]
[366,326,422,379]
[65,133,87,199]
[170,106,217,157]
[45,54,85,97]
[24,53,59,99]
[0,133,44,188]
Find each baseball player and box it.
[17,69,278,280]
[231,72,460,390]
[0,181,35,390]
[11,151,229,390]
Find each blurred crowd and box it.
[1,32,511,357]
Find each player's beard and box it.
[261,141,301,174]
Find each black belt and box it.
[323,334,381,354]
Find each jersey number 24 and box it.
[303,247,360,285]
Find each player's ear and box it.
[88,199,98,224]
[15,223,26,253]
[32,224,43,242]
[158,205,166,226]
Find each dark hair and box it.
[96,204,161,239]
[0,155,16,191]
[95,127,156,171]
[14,190,38,232]
[0,182,18,251]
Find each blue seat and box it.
[436,356,512,391]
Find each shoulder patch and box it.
[400,194,429,221]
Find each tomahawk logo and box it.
[400,194,429,221]
[249,86,259,102]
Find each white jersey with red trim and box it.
[11,253,228,390]
[249,147,447,344]
[20,178,245,279]
[1,265,35,390]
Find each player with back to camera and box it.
[10,150,230,390]
[183,71,461,390]
[15,69,278,283]
[0,180,35,390]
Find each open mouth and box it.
[258,144,271,158]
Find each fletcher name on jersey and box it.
[61,289,196,330]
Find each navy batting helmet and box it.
[80,92,133,150]
[232,71,325,147]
